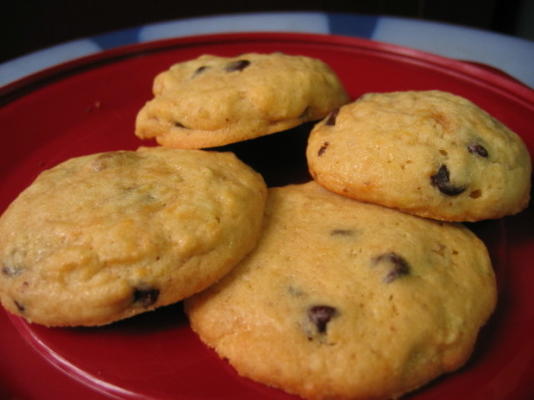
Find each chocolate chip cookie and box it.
[185,182,497,400]
[306,90,531,221]
[0,147,267,326]
[135,52,349,148]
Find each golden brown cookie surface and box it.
[135,53,349,148]
[185,182,496,400]
[0,147,267,327]
[306,90,531,221]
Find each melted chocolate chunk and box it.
[318,142,329,156]
[299,106,311,119]
[308,305,338,333]
[467,143,489,158]
[430,165,466,196]
[325,109,339,126]
[133,286,159,307]
[330,229,354,236]
[225,59,250,72]
[2,265,23,277]
[373,252,411,283]
[14,300,25,313]
[174,121,187,128]
[193,65,210,76]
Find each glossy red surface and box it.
[0,32,533,400]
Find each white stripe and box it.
[0,40,101,87]
[139,12,330,42]
[373,16,534,87]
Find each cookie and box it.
[135,52,349,149]
[306,90,531,221]
[0,147,267,327]
[185,182,497,400]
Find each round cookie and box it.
[135,52,349,149]
[0,147,267,327]
[185,181,497,400]
[306,90,532,222]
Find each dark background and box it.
[2,0,533,64]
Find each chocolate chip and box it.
[467,143,489,158]
[318,142,329,156]
[430,165,466,196]
[2,265,23,277]
[325,109,339,126]
[133,286,159,307]
[14,300,25,313]
[308,305,338,334]
[225,59,250,72]
[299,106,311,119]
[373,252,410,283]
[193,65,209,76]
[174,121,187,128]
[330,229,354,236]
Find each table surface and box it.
[1,11,533,89]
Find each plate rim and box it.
[1,31,533,108]
[1,30,533,400]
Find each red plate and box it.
[1,32,533,400]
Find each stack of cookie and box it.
[0,53,349,328]
[181,82,531,399]
[0,52,531,400]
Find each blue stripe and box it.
[327,13,378,38]
[92,27,142,50]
